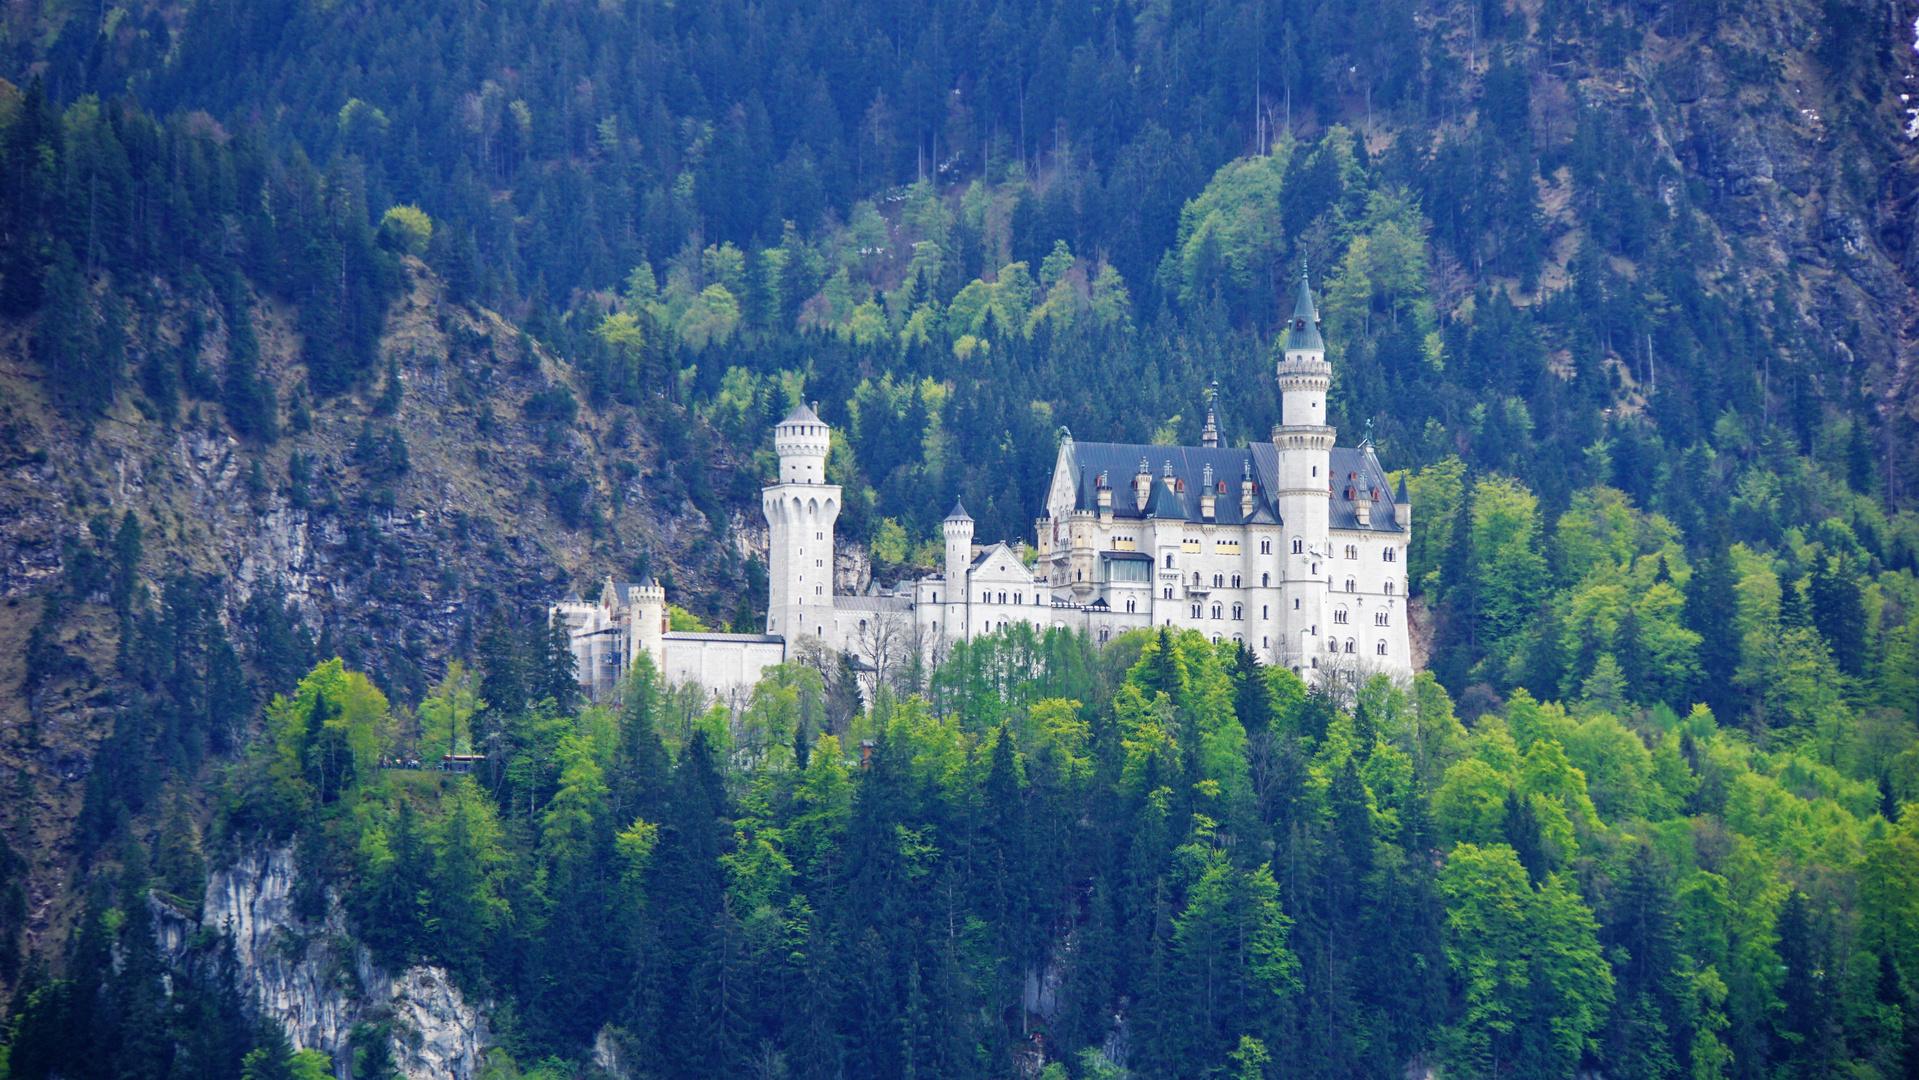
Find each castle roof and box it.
[1053,440,1404,533]
[945,500,973,522]
[779,402,821,426]
[1284,274,1325,353]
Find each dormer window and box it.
[1295,318,1306,331]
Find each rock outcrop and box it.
[153,845,489,1080]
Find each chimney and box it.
[1134,457,1152,511]
[1240,459,1256,518]
[1200,463,1216,520]
[1097,471,1114,523]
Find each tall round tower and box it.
[763,403,840,642]
[941,501,975,639]
[1272,273,1334,671]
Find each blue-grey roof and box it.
[1285,275,1325,352]
[1059,440,1404,533]
[662,631,784,643]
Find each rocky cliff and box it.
[151,845,489,1080]
[0,258,768,964]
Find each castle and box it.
[555,276,1414,700]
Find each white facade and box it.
[557,277,1414,698]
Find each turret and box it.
[1201,381,1221,448]
[773,402,831,484]
[1272,271,1334,677]
[1239,459,1257,518]
[634,577,666,668]
[1133,457,1152,511]
[943,501,975,586]
[1096,471,1114,523]
[763,403,842,642]
[1200,463,1217,521]
[1394,475,1412,530]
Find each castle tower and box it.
[942,501,975,638]
[632,577,666,670]
[763,403,840,642]
[943,501,975,586]
[1272,272,1334,669]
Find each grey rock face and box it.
[156,845,489,1080]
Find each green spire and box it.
[1284,271,1324,353]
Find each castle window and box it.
[1375,612,1389,626]
[816,559,823,567]
[1345,639,1355,654]
[999,592,1007,604]
[1231,574,1241,588]
[1099,629,1110,643]
[1344,545,1358,560]
[1312,563,1319,575]
[1293,599,1300,610]
[1191,604,1202,619]
[1376,640,1388,656]
[1384,547,1397,563]
[1261,539,1272,554]
[1232,603,1243,619]
[1384,580,1395,596]
[1211,603,1222,619]
[1262,573,1270,587]
[815,586,823,595]
[1262,605,1268,618]
[1334,608,1348,625]
[816,532,823,540]
[1126,599,1136,613]
[1165,553,1175,568]
[1212,574,1223,587]
[1014,593,1022,605]
[1194,572,1203,586]
[1164,587,1174,600]
[1291,539,1303,554]
[1344,578,1356,593]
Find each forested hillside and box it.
[3,0,1919,1075]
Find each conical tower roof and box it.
[779,402,821,426]
[945,500,973,522]
[1284,273,1325,353]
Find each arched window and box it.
[1211,603,1223,619]
[1164,587,1174,600]
[1375,611,1389,626]
[1261,572,1270,587]
[1260,539,1272,554]
[1191,604,1202,618]
[1344,578,1356,593]
[1212,573,1223,587]
[1262,605,1268,618]
[1345,638,1356,654]
[1126,599,1137,613]
[1165,553,1175,568]
[1231,574,1241,588]
[1193,571,1202,586]
[1334,607,1348,624]
[1291,538,1304,554]
[1232,603,1243,619]
[1344,545,1358,560]
[1384,547,1398,563]
[1376,640,1388,656]
[1384,580,1395,596]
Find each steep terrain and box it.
[1,0,1918,1075]
[0,256,766,970]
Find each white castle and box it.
[556,276,1414,700]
